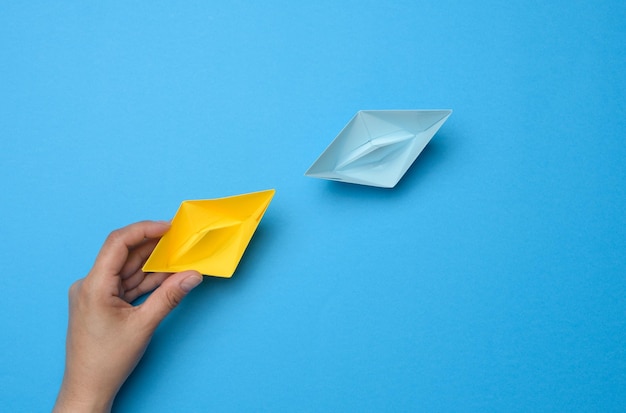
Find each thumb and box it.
[139,270,203,328]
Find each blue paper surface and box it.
[1,1,625,412]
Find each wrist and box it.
[54,379,115,413]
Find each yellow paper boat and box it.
[143,189,275,277]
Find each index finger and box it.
[91,220,171,276]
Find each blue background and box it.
[1,1,625,411]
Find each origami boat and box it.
[305,110,452,188]
[143,189,275,277]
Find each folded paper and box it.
[305,110,452,188]
[143,189,275,278]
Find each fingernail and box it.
[181,274,203,293]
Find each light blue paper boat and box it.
[305,110,452,188]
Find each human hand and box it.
[53,221,203,413]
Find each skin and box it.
[53,221,203,412]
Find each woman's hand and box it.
[53,221,203,412]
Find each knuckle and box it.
[68,279,82,299]
[164,289,182,310]
[105,228,125,245]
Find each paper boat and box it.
[305,110,452,188]
[143,189,275,277]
